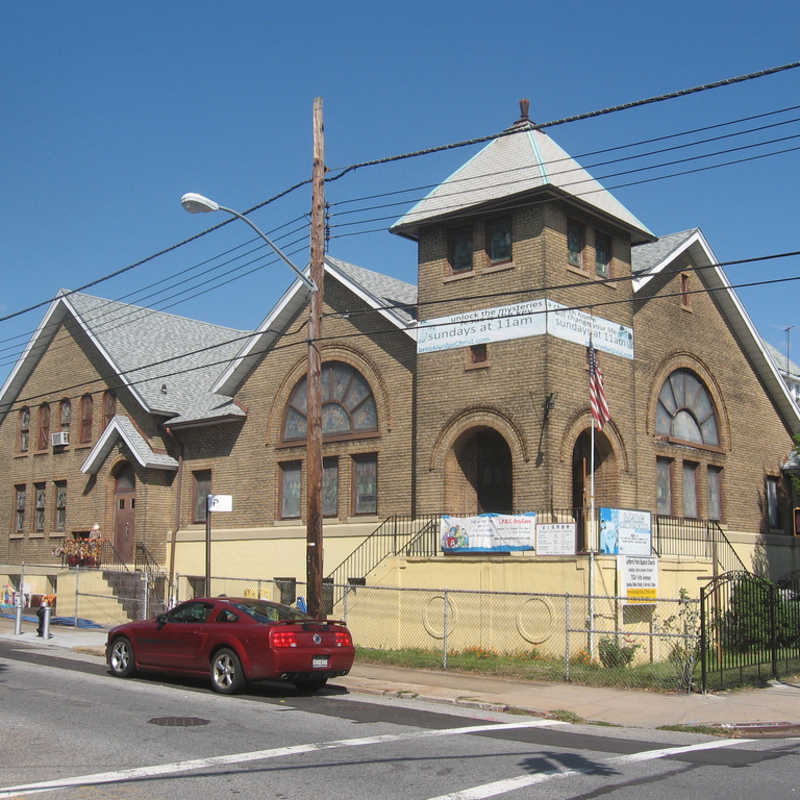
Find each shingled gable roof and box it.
[0,289,248,426]
[211,255,417,397]
[390,105,655,244]
[81,414,178,475]
[631,228,800,434]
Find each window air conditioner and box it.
[51,431,70,447]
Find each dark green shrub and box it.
[598,637,639,668]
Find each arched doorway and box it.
[113,462,136,562]
[445,427,513,514]
[571,429,618,550]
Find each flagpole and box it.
[589,407,595,660]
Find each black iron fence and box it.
[700,571,800,691]
[653,517,747,575]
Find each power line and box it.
[0,180,312,325]
[325,61,800,180]
[328,134,800,231]
[328,142,800,238]
[329,104,800,209]
[4,262,800,415]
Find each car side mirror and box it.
[156,614,168,628]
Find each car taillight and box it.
[271,630,297,648]
[335,631,352,647]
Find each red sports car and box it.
[106,597,354,694]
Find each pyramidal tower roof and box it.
[390,99,655,244]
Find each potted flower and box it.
[53,536,104,567]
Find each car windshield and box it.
[231,601,310,624]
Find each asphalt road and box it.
[1,640,798,799]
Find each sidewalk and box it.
[2,614,799,731]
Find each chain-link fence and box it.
[174,573,700,692]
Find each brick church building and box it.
[2,102,798,596]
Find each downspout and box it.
[164,425,184,605]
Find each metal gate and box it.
[700,571,800,691]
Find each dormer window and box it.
[448,226,473,273]
[485,218,512,265]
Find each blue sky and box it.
[2,1,799,389]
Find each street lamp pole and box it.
[180,98,326,616]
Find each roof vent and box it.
[160,383,168,395]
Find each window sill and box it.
[29,534,45,540]
[14,453,29,459]
[481,262,515,275]
[443,271,475,284]
[10,534,24,540]
[465,362,490,371]
[566,264,591,279]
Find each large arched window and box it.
[282,362,378,441]
[655,369,718,446]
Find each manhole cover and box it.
[148,717,210,727]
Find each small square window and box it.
[468,344,488,367]
[448,227,473,273]
[595,231,611,278]
[567,220,585,269]
[485,218,512,264]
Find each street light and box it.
[180,191,324,615]
[180,193,316,293]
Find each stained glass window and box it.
[35,483,46,531]
[55,481,67,531]
[449,227,473,272]
[280,462,302,519]
[656,369,719,446]
[353,454,377,515]
[15,486,25,532]
[60,399,71,428]
[656,459,672,516]
[283,363,378,441]
[683,462,698,518]
[708,467,722,521]
[595,231,611,277]
[323,458,338,518]
[567,220,585,268]
[486,218,512,264]
[19,408,29,452]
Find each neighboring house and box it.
[2,101,798,596]
[761,339,800,407]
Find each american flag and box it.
[588,344,611,430]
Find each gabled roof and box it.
[80,415,178,474]
[212,256,417,397]
[390,117,655,244]
[631,228,800,434]
[0,290,249,426]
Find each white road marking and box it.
[0,719,564,798]
[422,737,753,799]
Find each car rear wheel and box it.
[108,636,136,678]
[210,648,245,694]
[294,676,328,692]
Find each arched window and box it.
[19,407,30,452]
[655,369,718,446]
[80,395,93,442]
[103,391,117,429]
[282,362,378,441]
[37,403,50,450]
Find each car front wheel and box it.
[108,636,136,678]
[210,648,245,694]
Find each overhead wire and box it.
[3,259,800,415]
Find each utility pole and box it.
[307,97,325,618]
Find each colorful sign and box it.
[599,507,652,556]
[441,513,537,553]
[535,522,576,555]
[417,298,634,360]
[618,555,658,604]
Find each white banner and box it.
[618,555,658,604]
[536,523,576,556]
[441,513,536,552]
[599,507,651,555]
[417,300,547,354]
[416,298,633,360]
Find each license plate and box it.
[312,656,329,669]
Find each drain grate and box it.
[148,717,210,727]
